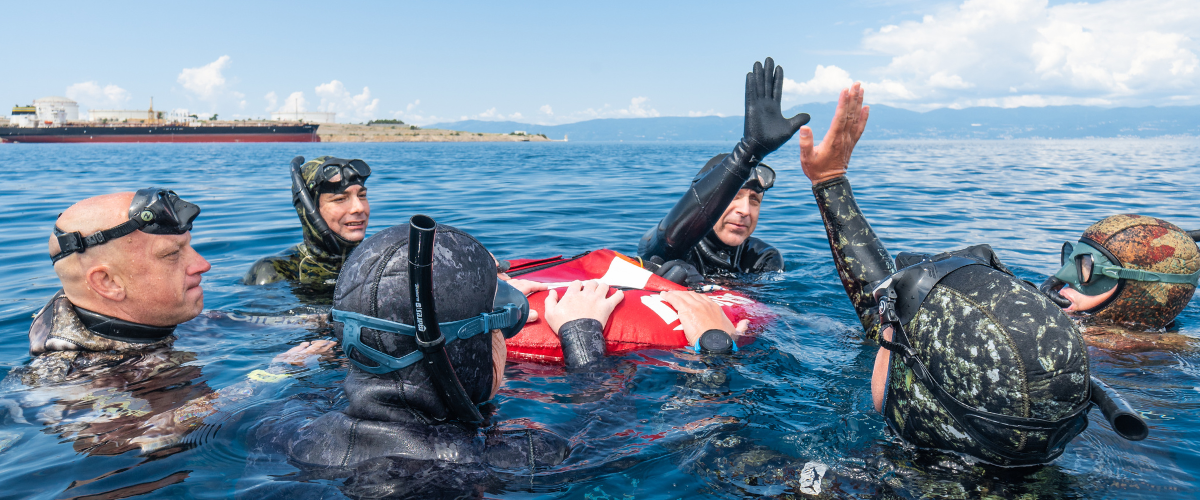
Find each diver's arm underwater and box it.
[639,57,809,264]
[804,84,895,338]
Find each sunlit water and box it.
[0,139,1197,499]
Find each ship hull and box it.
[0,124,320,143]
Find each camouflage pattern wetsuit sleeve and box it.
[811,177,897,338]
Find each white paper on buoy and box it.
[798,461,827,495]
[597,257,652,289]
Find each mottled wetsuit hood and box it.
[1075,214,1199,329]
[332,222,497,425]
[295,156,366,259]
[885,247,1091,466]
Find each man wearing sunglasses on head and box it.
[1040,215,1200,334]
[638,57,809,283]
[245,155,371,294]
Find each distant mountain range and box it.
[426,104,1200,141]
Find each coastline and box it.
[318,123,551,143]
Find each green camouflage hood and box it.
[884,248,1091,466]
[1079,214,1200,329]
[294,155,368,259]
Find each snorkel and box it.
[330,216,529,425]
[290,156,343,254]
[409,214,485,424]
[1040,219,1200,323]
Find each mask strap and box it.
[333,306,523,374]
[50,218,147,263]
[1097,265,1200,285]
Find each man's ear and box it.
[85,264,126,302]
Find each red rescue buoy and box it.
[504,249,766,363]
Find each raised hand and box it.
[743,57,811,159]
[800,82,869,185]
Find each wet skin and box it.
[318,184,370,242]
[711,189,762,247]
[122,231,212,326]
[1059,284,1117,312]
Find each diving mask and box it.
[51,188,200,263]
[333,280,530,375]
[1054,239,1200,296]
[308,158,371,195]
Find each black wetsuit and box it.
[638,157,782,276]
[268,318,606,474]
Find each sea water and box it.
[0,140,1197,499]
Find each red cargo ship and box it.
[0,123,320,143]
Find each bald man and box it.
[20,188,210,385]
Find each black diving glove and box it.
[656,259,705,287]
[741,57,811,161]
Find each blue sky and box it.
[4,0,1197,125]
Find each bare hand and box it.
[506,278,548,296]
[505,278,547,322]
[272,339,336,366]
[659,291,750,345]
[800,82,869,185]
[543,280,624,335]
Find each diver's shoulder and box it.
[245,245,304,285]
[742,237,783,272]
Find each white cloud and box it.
[785,65,853,95]
[277,91,308,112]
[783,65,916,101]
[468,107,526,121]
[66,81,131,108]
[539,104,553,115]
[572,97,661,120]
[265,91,278,112]
[626,97,659,118]
[843,0,1200,108]
[315,80,380,121]
[178,56,232,100]
[687,109,726,117]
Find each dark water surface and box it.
[0,140,1198,499]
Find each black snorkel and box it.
[1038,276,1073,308]
[290,155,343,254]
[409,214,485,425]
[1089,377,1149,441]
[1189,230,1200,242]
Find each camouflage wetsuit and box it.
[244,156,365,291]
[812,177,1092,467]
[0,290,309,455]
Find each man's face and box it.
[119,232,211,326]
[319,184,370,242]
[711,188,762,247]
